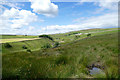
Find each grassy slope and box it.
[1,38,40,43]
[50,28,118,43]
[1,28,118,54]
[1,38,54,54]
[1,35,38,39]
[2,32,119,79]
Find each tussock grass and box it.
[2,29,119,79]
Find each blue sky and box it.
[0,0,118,35]
[19,2,109,26]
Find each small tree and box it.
[87,34,91,37]
[39,35,54,41]
[41,43,51,49]
[74,35,80,39]
[22,45,28,49]
[27,49,32,53]
[4,43,12,48]
[72,32,78,34]
[54,42,59,48]
[68,34,71,36]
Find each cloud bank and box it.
[81,0,118,10]
[42,12,118,34]
[1,8,37,29]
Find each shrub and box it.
[22,45,27,49]
[75,35,80,39]
[68,34,71,36]
[27,49,32,53]
[72,32,78,34]
[94,47,97,50]
[55,56,68,65]
[4,43,12,48]
[41,43,51,49]
[39,35,53,41]
[54,42,59,48]
[87,34,91,37]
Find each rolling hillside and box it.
[1,28,118,54]
[2,28,119,79]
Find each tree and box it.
[54,42,59,48]
[41,43,51,49]
[22,45,28,49]
[27,49,32,53]
[39,35,54,41]
[87,34,91,37]
[75,35,80,39]
[4,43,12,48]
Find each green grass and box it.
[2,30,119,79]
[1,28,118,54]
[50,28,118,43]
[1,35,38,39]
[1,38,54,54]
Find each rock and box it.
[102,67,105,69]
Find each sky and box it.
[0,0,119,35]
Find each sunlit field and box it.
[1,0,119,79]
[1,28,119,79]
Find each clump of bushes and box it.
[75,35,80,39]
[4,43,12,48]
[66,32,78,36]
[22,45,28,49]
[94,47,97,50]
[55,56,68,65]
[68,34,72,36]
[53,42,59,48]
[39,35,53,41]
[41,43,51,49]
[87,34,91,37]
[27,49,32,53]
[72,32,78,34]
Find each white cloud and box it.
[1,12,117,35]
[21,26,36,35]
[1,8,37,29]
[0,0,24,14]
[79,0,118,13]
[94,1,118,10]
[29,26,35,31]
[29,0,58,17]
[39,19,45,22]
[11,12,117,35]
[0,0,118,35]
[41,12,118,34]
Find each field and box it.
[0,35,38,39]
[0,38,40,43]
[1,28,119,79]
[1,28,118,54]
